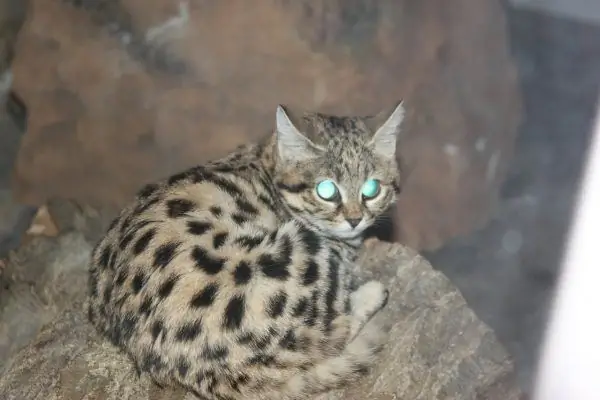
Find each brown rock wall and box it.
[11,0,521,250]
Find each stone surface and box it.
[0,0,27,105]
[10,0,521,251]
[0,236,522,399]
[0,231,92,372]
[0,109,35,259]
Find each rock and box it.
[0,0,27,105]
[0,238,522,399]
[0,108,35,259]
[10,0,521,251]
[0,231,92,372]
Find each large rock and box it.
[0,0,27,105]
[0,238,523,399]
[10,0,521,251]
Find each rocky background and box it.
[0,0,599,398]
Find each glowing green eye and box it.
[316,179,338,201]
[361,179,381,199]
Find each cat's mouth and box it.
[328,220,369,239]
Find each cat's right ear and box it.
[275,105,321,163]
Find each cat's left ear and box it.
[366,101,405,159]
[275,105,322,163]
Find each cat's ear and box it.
[366,101,405,159]
[275,105,322,163]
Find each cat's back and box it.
[88,151,288,320]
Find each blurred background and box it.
[0,0,598,396]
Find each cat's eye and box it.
[361,179,381,200]
[315,179,339,201]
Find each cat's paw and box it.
[351,280,389,319]
[348,281,389,339]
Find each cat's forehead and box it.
[304,113,373,145]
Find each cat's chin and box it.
[299,216,368,241]
[324,225,369,241]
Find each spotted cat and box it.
[87,101,406,400]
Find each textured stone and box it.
[0,237,522,399]
[0,232,92,372]
[11,0,521,251]
[0,0,27,104]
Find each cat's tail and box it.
[278,318,389,399]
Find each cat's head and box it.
[272,102,405,240]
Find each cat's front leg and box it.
[348,280,389,339]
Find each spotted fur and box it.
[87,102,406,400]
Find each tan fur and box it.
[87,103,405,399]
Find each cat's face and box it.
[273,102,405,240]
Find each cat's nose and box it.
[346,218,362,229]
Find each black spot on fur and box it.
[115,269,128,287]
[107,217,119,232]
[187,220,212,235]
[223,295,245,330]
[191,246,226,275]
[168,170,192,185]
[190,283,219,308]
[131,272,148,294]
[324,255,340,330]
[99,246,111,269]
[151,319,164,342]
[267,231,278,244]
[177,357,190,377]
[213,232,228,249]
[138,183,159,199]
[88,270,99,298]
[235,198,259,215]
[257,193,275,209]
[202,345,229,360]
[158,275,179,298]
[141,350,165,372]
[266,291,287,318]
[119,231,135,250]
[166,198,195,218]
[233,235,264,250]
[257,253,290,280]
[231,213,250,225]
[276,181,309,193]
[139,297,153,317]
[246,353,276,366]
[119,312,139,343]
[279,329,298,351]
[102,284,112,303]
[302,260,319,286]
[287,203,303,214]
[133,228,156,255]
[305,291,319,326]
[233,261,252,285]
[198,172,243,198]
[213,163,234,173]
[119,216,132,234]
[153,242,180,269]
[298,225,322,255]
[292,298,308,317]
[132,197,161,216]
[237,330,275,349]
[175,320,203,341]
[229,373,250,392]
[257,235,292,280]
[209,206,223,217]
